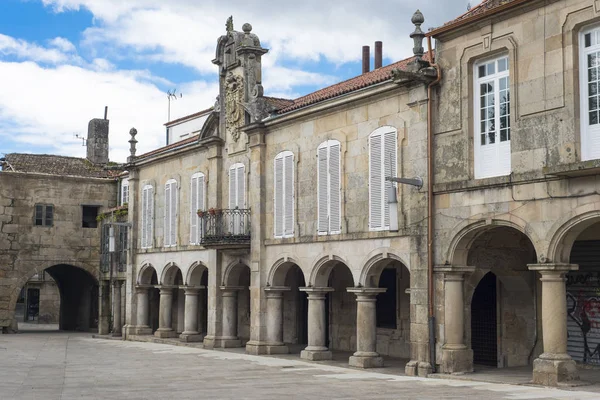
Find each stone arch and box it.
[358,248,409,287]
[309,254,354,287]
[160,262,182,285]
[138,263,157,285]
[446,217,541,266]
[267,256,306,287]
[222,259,250,287]
[547,207,600,264]
[185,261,209,286]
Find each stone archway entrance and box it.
[220,263,251,347]
[13,264,98,332]
[471,272,498,367]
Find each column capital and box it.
[346,287,386,300]
[299,287,335,294]
[183,287,203,295]
[435,265,476,275]
[135,284,152,293]
[528,263,578,274]
[264,286,290,298]
[220,285,245,293]
[156,285,176,294]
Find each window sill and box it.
[265,230,413,246]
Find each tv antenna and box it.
[74,132,86,146]
[167,89,182,122]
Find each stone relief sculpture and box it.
[225,72,244,142]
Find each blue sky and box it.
[0,0,469,161]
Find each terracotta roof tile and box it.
[277,54,429,114]
[264,96,294,110]
[1,153,120,179]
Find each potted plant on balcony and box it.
[196,209,205,218]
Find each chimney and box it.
[87,118,109,165]
[375,41,383,69]
[362,45,370,74]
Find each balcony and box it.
[198,208,251,249]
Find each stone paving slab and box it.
[2,331,600,400]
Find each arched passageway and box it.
[180,263,208,342]
[567,221,600,366]
[221,263,251,347]
[464,226,538,369]
[14,264,98,332]
[135,265,159,334]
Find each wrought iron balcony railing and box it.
[198,208,251,248]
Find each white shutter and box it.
[229,166,237,209]
[274,156,284,237]
[383,130,397,228]
[164,183,171,246]
[236,165,245,208]
[170,181,177,246]
[328,142,341,234]
[141,187,147,248]
[148,186,154,248]
[317,146,329,233]
[369,133,383,230]
[190,176,198,244]
[284,153,294,236]
[197,174,205,241]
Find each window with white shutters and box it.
[369,127,397,231]
[317,140,341,235]
[581,26,600,161]
[141,184,154,249]
[190,172,205,245]
[274,151,294,238]
[474,56,511,179]
[229,163,245,209]
[120,178,129,206]
[164,179,178,247]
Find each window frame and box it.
[317,140,341,235]
[34,203,53,227]
[273,150,295,239]
[473,54,511,179]
[229,163,246,209]
[120,178,129,206]
[164,179,178,247]
[580,25,600,161]
[190,172,206,245]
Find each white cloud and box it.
[49,37,76,53]
[0,34,77,64]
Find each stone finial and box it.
[242,23,252,34]
[410,10,425,61]
[128,127,138,163]
[226,16,234,32]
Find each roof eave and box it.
[427,0,531,38]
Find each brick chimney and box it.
[362,45,370,74]
[374,41,382,69]
[87,118,109,165]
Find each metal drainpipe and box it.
[427,36,442,373]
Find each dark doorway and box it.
[26,288,40,321]
[471,272,498,367]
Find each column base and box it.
[406,360,433,377]
[301,348,332,361]
[532,354,579,386]
[213,336,242,348]
[349,353,384,368]
[135,326,153,336]
[202,335,216,349]
[266,344,289,355]
[154,328,178,338]
[111,331,123,338]
[179,332,204,343]
[441,346,473,374]
[245,341,268,355]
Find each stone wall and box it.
[0,172,117,329]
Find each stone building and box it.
[15,271,60,324]
[121,17,435,374]
[0,118,119,332]
[429,0,600,386]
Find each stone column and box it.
[135,286,152,335]
[112,280,123,337]
[155,286,177,338]
[436,266,475,374]
[528,264,580,386]
[180,286,205,342]
[265,286,290,354]
[300,287,335,361]
[98,281,110,335]
[219,286,243,347]
[347,288,386,368]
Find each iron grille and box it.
[199,208,251,246]
[100,224,128,273]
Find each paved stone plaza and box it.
[1,330,600,400]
